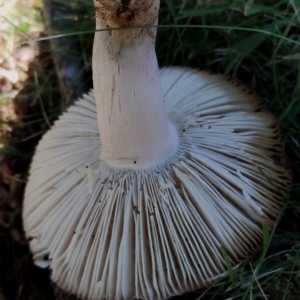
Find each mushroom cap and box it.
[23,67,292,300]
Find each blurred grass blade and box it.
[219,246,234,282]
[182,7,225,17]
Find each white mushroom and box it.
[23,1,292,300]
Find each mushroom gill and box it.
[23,67,291,300]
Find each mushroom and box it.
[23,1,292,300]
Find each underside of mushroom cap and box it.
[23,67,292,300]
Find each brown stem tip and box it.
[95,0,159,27]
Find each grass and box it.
[1,0,300,299]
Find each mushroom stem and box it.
[93,0,178,168]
